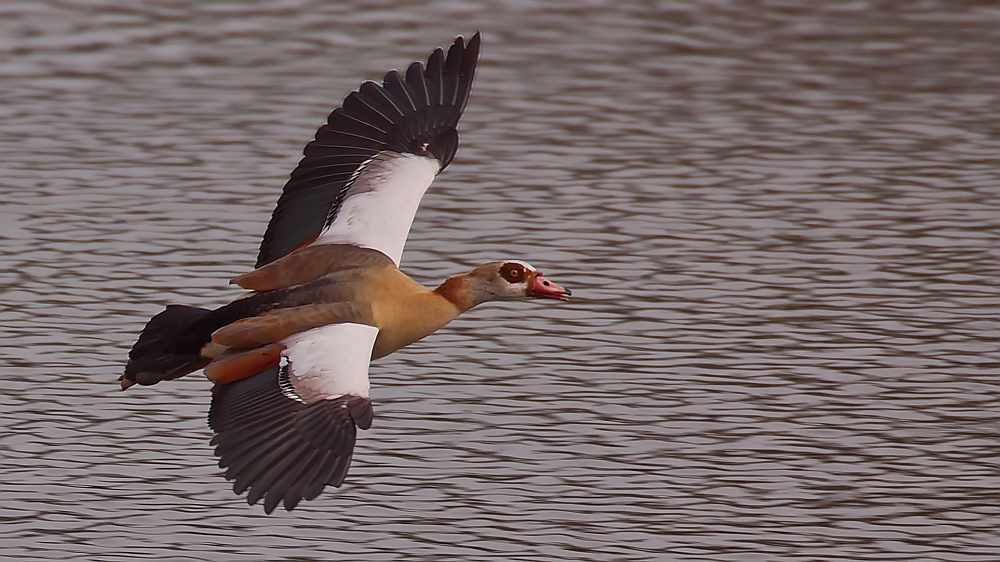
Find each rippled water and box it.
[3,1,999,560]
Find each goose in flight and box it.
[121,33,570,514]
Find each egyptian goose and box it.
[121,33,570,514]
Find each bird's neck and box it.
[369,270,464,359]
[433,272,483,313]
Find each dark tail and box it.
[122,290,287,389]
[122,305,214,389]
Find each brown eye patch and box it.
[499,262,526,283]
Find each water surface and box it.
[3,1,998,560]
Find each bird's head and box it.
[437,260,571,310]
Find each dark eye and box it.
[499,263,525,283]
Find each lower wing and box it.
[208,322,379,513]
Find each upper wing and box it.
[256,32,481,268]
[208,323,379,513]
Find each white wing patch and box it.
[314,151,440,266]
[280,323,379,403]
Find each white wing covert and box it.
[280,323,378,402]
[314,152,440,266]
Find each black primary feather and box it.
[209,365,373,513]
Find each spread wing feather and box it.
[256,33,481,267]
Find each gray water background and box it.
[2,1,998,560]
